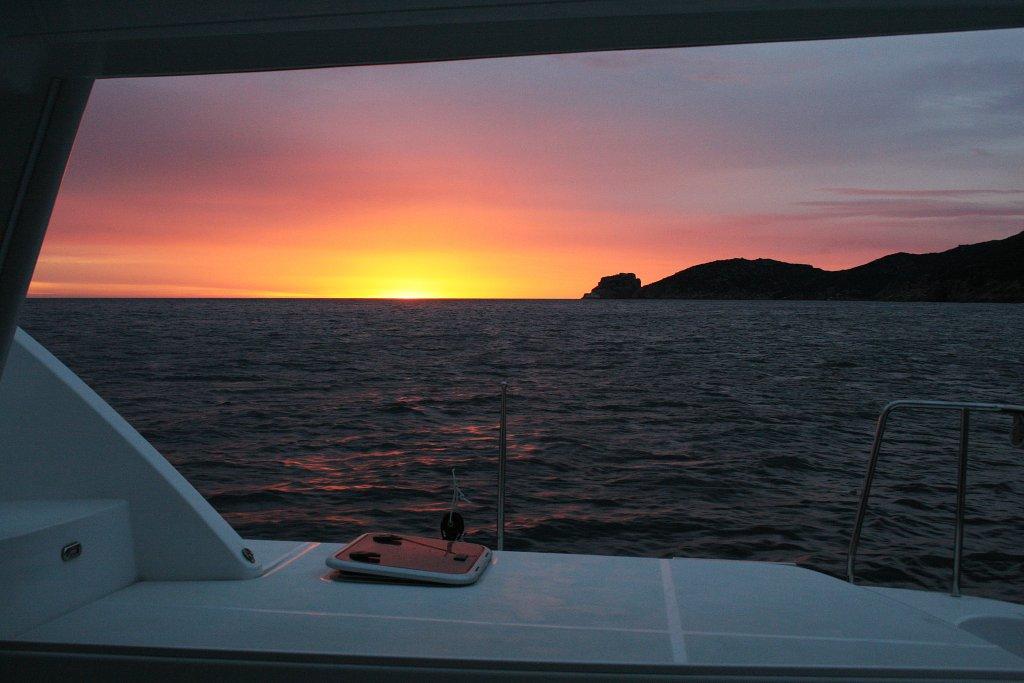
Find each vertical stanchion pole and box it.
[847,406,892,584]
[497,381,508,551]
[952,408,969,597]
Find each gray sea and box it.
[19,299,1024,603]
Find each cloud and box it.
[796,198,1024,220]
[819,188,1024,198]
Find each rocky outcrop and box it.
[636,258,822,299]
[581,230,1024,302]
[582,273,642,299]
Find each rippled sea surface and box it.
[19,299,1024,602]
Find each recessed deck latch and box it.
[61,541,82,562]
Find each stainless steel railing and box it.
[496,381,508,550]
[847,399,1024,597]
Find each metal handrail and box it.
[847,400,1024,597]
[496,382,508,550]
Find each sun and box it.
[376,290,436,299]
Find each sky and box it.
[30,28,1024,298]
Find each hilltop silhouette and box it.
[583,230,1024,302]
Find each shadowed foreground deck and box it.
[11,540,1024,680]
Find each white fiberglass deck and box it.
[14,540,1024,678]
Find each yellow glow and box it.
[29,237,656,299]
[313,250,516,299]
[31,198,667,298]
[375,290,437,299]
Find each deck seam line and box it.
[131,603,670,635]
[677,629,1006,648]
[660,558,688,663]
[259,542,320,578]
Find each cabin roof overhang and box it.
[4,1,1024,79]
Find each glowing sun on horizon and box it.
[376,290,436,300]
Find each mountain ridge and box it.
[582,230,1024,302]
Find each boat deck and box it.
[12,540,1024,679]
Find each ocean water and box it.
[18,299,1024,603]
